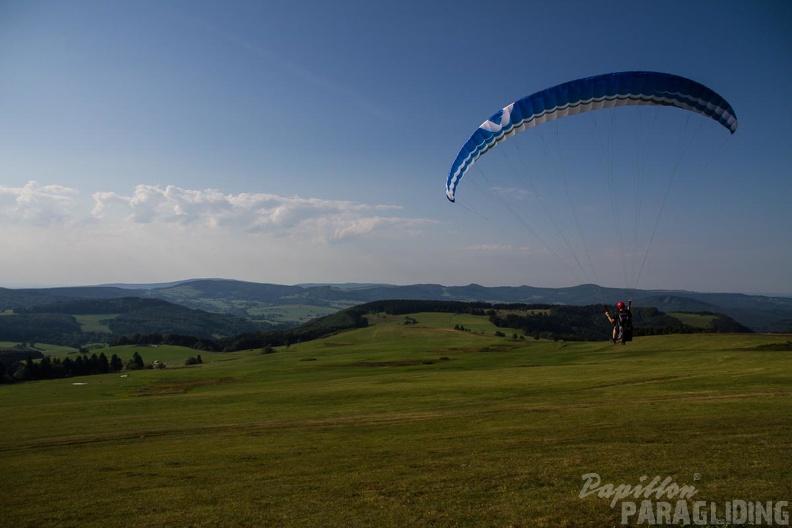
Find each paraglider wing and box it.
[445,71,738,202]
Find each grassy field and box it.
[74,313,119,333]
[1,313,790,527]
[245,303,343,325]
[667,312,719,329]
[0,341,80,355]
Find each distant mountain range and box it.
[2,279,791,333]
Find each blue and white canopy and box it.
[446,71,738,202]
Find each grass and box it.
[0,341,80,354]
[1,314,790,527]
[74,313,118,333]
[667,312,718,329]
[246,303,342,324]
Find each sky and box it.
[1,0,790,294]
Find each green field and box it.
[74,313,119,333]
[1,313,790,527]
[246,303,344,325]
[0,341,79,355]
[667,312,719,329]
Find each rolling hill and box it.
[2,297,273,347]
[2,315,790,526]
[2,279,790,332]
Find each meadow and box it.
[1,312,790,527]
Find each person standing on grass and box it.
[605,300,632,344]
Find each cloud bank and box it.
[2,181,432,242]
[0,181,441,286]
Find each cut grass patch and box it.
[134,377,238,396]
[74,313,119,333]
[668,311,718,328]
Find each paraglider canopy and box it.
[446,71,738,202]
[443,70,738,298]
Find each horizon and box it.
[2,277,790,299]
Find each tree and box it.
[110,354,123,372]
[98,352,110,374]
[25,355,35,380]
[88,353,100,374]
[73,356,88,376]
[132,351,144,369]
[62,357,74,376]
[126,352,145,371]
[38,356,53,379]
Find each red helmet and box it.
[617,301,625,310]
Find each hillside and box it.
[2,324,790,526]
[1,297,272,347]
[1,296,749,356]
[2,279,790,332]
[108,300,751,354]
[0,285,135,310]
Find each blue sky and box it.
[1,0,790,294]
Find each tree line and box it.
[104,300,526,352]
[0,350,149,383]
[107,300,751,352]
[2,300,752,377]
[487,305,752,341]
[109,306,371,352]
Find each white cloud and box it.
[0,181,440,286]
[2,180,436,246]
[0,180,81,227]
[89,184,430,242]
